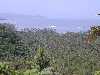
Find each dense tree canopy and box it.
[0,23,100,75]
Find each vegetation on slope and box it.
[0,23,100,75]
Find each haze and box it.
[0,0,100,19]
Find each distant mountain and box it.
[0,13,100,32]
[0,16,8,20]
[0,18,7,20]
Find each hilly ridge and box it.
[0,13,100,32]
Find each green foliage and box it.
[0,23,100,75]
[34,48,50,71]
[95,71,100,75]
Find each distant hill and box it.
[0,13,100,32]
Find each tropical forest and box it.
[0,23,100,75]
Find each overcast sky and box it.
[0,0,100,19]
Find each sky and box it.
[0,0,100,19]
